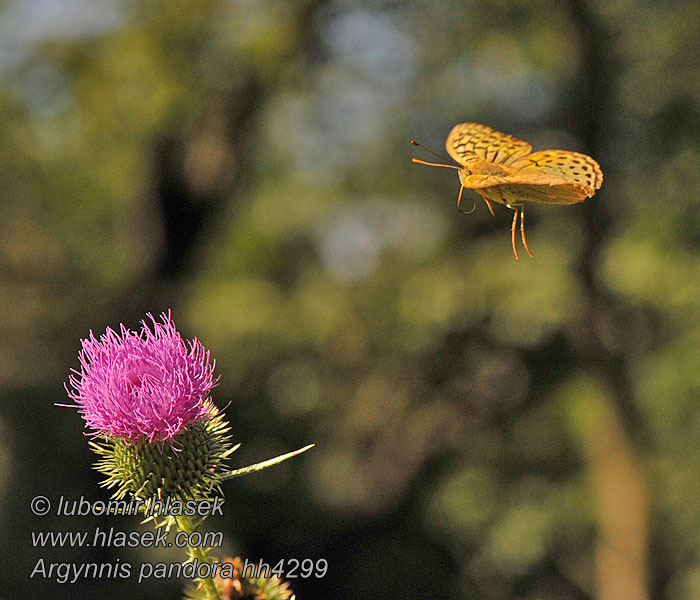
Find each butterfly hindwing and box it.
[446,123,533,166]
[482,183,592,206]
[508,150,603,193]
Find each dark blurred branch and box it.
[119,0,328,319]
[153,0,326,284]
[566,0,641,427]
[566,0,614,288]
[566,0,642,441]
[565,2,650,600]
[153,76,261,282]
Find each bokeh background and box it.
[1,0,699,598]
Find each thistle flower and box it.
[63,312,312,600]
[64,311,218,443]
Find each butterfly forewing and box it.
[446,122,533,166]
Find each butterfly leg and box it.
[519,206,533,258]
[477,191,496,216]
[509,208,520,259]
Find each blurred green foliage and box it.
[1,0,700,598]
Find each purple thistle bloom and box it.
[64,312,219,443]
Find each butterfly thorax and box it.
[458,161,513,189]
[470,162,512,177]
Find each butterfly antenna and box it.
[412,158,460,169]
[411,140,460,166]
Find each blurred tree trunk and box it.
[567,377,650,600]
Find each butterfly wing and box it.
[508,150,603,194]
[446,122,533,167]
[483,183,594,206]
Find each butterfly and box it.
[412,122,603,259]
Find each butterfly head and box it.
[456,168,471,187]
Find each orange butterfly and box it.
[412,122,603,259]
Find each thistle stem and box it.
[176,515,221,600]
